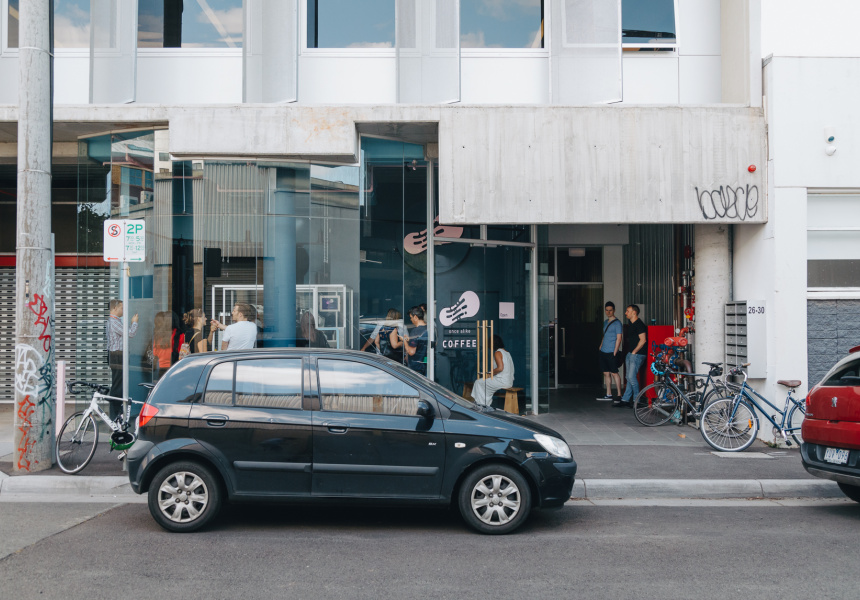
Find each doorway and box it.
[552,247,604,387]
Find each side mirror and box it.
[416,399,434,420]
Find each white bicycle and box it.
[55,380,147,474]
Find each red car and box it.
[801,346,860,503]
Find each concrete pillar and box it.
[14,0,54,472]
[263,171,297,346]
[694,224,731,373]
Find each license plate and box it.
[823,447,850,465]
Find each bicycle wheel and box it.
[56,412,98,474]
[633,382,680,427]
[786,402,805,447]
[699,398,759,452]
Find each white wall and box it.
[733,56,860,442]
[0,0,728,107]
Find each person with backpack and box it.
[361,308,407,363]
[598,301,623,401]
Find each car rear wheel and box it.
[837,482,860,503]
[148,461,222,532]
[458,463,532,535]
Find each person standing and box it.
[211,302,257,350]
[614,304,647,408]
[598,301,623,401]
[184,308,214,353]
[106,299,138,420]
[393,306,428,375]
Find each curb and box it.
[570,478,843,499]
[0,475,137,498]
[0,475,843,501]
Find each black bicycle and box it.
[633,359,731,427]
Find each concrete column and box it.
[14,0,54,472]
[264,174,297,346]
[694,224,731,373]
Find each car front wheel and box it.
[838,482,860,503]
[148,461,222,533]
[458,463,532,535]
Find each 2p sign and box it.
[103,219,146,262]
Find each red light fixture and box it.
[748,165,756,173]
[138,403,159,428]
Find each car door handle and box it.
[323,421,349,434]
[204,414,228,427]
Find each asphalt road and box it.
[1,499,858,600]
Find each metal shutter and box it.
[0,266,116,402]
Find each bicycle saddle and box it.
[702,361,723,367]
[777,379,802,388]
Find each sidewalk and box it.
[0,390,842,501]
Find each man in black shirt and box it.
[614,304,648,408]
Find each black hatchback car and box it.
[127,349,576,534]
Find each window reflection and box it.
[8,0,92,48]
[622,0,676,44]
[138,0,243,48]
[307,0,394,48]
[460,0,543,49]
[235,359,303,408]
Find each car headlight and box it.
[533,433,571,459]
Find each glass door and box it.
[554,247,604,387]
[433,241,532,410]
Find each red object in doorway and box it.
[645,325,675,394]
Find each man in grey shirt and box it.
[211,302,257,350]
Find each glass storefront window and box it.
[622,0,676,46]
[8,0,91,48]
[74,130,538,410]
[306,0,394,49]
[460,0,543,49]
[138,0,243,48]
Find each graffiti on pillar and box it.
[14,281,55,472]
[695,185,760,221]
[28,292,53,352]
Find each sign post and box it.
[103,219,146,402]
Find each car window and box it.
[317,359,420,416]
[822,357,860,386]
[235,359,303,409]
[205,362,234,405]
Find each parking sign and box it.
[104,219,146,262]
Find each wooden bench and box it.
[463,383,522,413]
[502,387,523,414]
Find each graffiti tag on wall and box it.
[696,185,760,221]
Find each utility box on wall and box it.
[725,300,767,378]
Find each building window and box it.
[807,194,860,289]
[622,0,676,50]
[138,0,243,48]
[306,0,394,49]
[7,0,91,48]
[460,0,543,49]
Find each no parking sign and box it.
[103,219,145,262]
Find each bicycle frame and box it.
[71,392,131,438]
[653,368,726,414]
[727,379,804,435]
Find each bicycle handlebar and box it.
[67,380,110,395]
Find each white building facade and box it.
[1,0,775,422]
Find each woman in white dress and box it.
[472,335,515,407]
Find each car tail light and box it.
[138,404,159,428]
